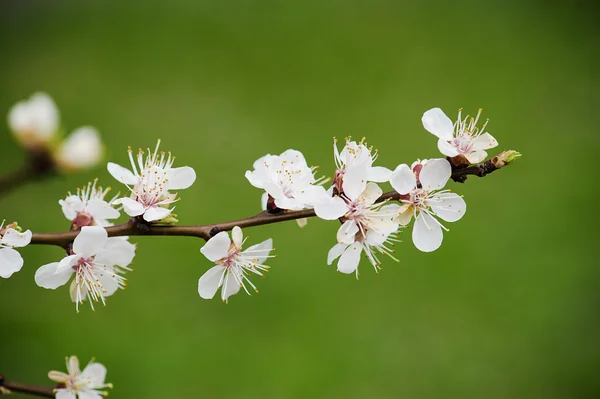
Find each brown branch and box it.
[29,151,518,249]
[0,376,56,398]
[0,150,56,196]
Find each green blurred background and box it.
[1,1,598,398]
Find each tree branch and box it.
[0,376,56,398]
[29,151,519,249]
[0,150,56,196]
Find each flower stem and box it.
[0,375,56,398]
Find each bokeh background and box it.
[1,1,598,398]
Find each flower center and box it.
[409,188,430,211]
[452,137,473,154]
[73,212,94,228]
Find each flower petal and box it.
[429,192,466,222]
[94,237,136,267]
[78,390,103,399]
[260,192,268,211]
[472,133,498,151]
[337,241,362,274]
[60,195,84,221]
[327,243,348,265]
[142,206,172,222]
[34,262,73,289]
[167,166,196,190]
[97,271,119,297]
[437,139,460,157]
[393,204,414,226]
[422,108,454,140]
[465,150,488,164]
[57,126,103,170]
[368,166,392,183]
[313,196,347,221]
[114,197,145,217]
[232,226,243,249]
[107,162,138,185]
[243,238,273,264]
[390,164,416,195]
[1,228,32,248]
[337,220,359,245]
[413,213,443,252]
[0,248,24,278]
[198,266,225,299]
[86,199,120,220]
[342,164,369,201]
[73,226,108,258]
[55,390,77,399]
[419,159,451,191]
[200,232,231,262]
[222,270,241,301]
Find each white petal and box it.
[78,391,103,399]
[296,218,308,228]
[337,220,359,245]
[97,272,119,297]
[95,238,136,267]
[429,193,466,222]
[56,127,103,169]
[393,205,414,226]
[198,266,225,299]
[437,139,460,157]
[143,206,172,222]
[313,196,347,220]
[342,164,369,200]
[243,238,273,264]
[368,166,392,182]
[413,213,443,252]
[86,199,120,220]
[107,162,138,185]
[260,192,268,211]
[472,133,498,151]
[390,164,416,195]
[327,243,348,265]
[422,108,454,140]
[337,241,362,274]
[419,159,451,191]
[465,150,488,164]
[357,182,382,205]
[34,262,73,288]
[115,197,145,217]
[167,166,196,190]
[82,362,107,387]
[73,226,108,258]
[0,248,24,278]
[222,270,242,301]
[55,390,76,399]
[232,226,243,249]
[200,232,231,262]
[1,228,32,247]
[56,254,78,273]
[60,196,84,220]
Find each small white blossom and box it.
[199,226,273,303]
[390,158,466,252]
[0,222,32,279]
[8,92,59,148]
[48,355,112,399]
[35,226,135,311]
[245,149,325,211]
[332,137,392,199]
[422,107,498,164]
[55,126,104,171]
[108,140,196,222]
[60,180,120,228]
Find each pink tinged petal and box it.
[198,265,225,299]
[472,133,498,151]
[107,162,138,185]
[413,213,443,252]
[437,139,460,157]
[357,182,382,205]
[1,228,32,247]
[337,220,359,245]
[142,206,172,222]
[327,243,348,265]
[232,226,243,249]
[222,271,242,301]
[337,241,362,274]
[200,232,231,262]
[368,166,392,182]
[0,248,24,278]
[422,108,454,140]
[243,238,273,264]
[82,363,107,387]
[342,164,369,201]
[465,150,488,164]
[78,391,104,399]
[56,254,79,273]
[86,199,120,220]
[55,390,77,399]
[73,226,108,258]
[115,197,145,217]
[390,164,416,195]
[419,159,451,191]
[166,166,196,190]
[34,262,73,289]
[429,193,466,222]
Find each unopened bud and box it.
[8,92,59,150]
[54,126,104,172]
[492,150,521,168]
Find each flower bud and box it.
[492,150,521,168]
[54,126,104,172]
[7,92,59,149]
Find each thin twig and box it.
[0,376,56,398]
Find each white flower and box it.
[107,140,196,222]
[199,226,273,303]
[55,126,104,171]
[60,180,120,228]
[35,226,135,311]
[48,355,112,399]
[315,182,400,276]
[245,149,325,211]
[8,92,59,148]
[422,108,498,164]
[390,158,466,252]
[332,138,392,199]
[0,223,32,279]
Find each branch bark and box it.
[0,376,56,398]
